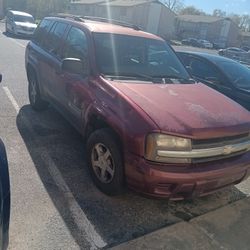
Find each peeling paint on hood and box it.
[112,81,250,138]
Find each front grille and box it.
[21,27,33,31]
[192,150,247,163]
[191,133,250,163]
[192,133,250,149]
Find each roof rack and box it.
[53,13,84,22]
[83,16,141,30]
[52,13,141,31]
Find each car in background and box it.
[241,46,250,52]
[5,10,37,36]
[218,47,248,62]
[198,39,213,49]
[181,38,201,47]
[177,51,250,110]
[0,74,10,250]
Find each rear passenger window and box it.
[62,27,88,61]
[43,22,68,56]
[33,19,53,45]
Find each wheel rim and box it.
[29,78,37,104]
[91,143,115,184]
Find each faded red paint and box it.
[26,16,250,199]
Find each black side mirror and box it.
[0,74,2,83]
[62,58,88,76]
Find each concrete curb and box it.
[111,197,250,250]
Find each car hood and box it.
[15,22,37,28]
[112,81,250,137]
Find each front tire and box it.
[87,128,125,196]
[28,72,48,111]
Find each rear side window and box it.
[43,22,68,56]
[33,19,53,46]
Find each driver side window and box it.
[63,27,88,62]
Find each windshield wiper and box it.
[102,73,153,82]
[152,75,196,83]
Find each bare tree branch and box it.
[162,0,183,13]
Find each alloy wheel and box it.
[91,143,115,184]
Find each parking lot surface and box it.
[0,22,249,249]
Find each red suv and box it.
[25,16,250,200]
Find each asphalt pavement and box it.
[0,22,249,249]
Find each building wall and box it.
[241,34,250,46]
[206,21,223,44]
[69,1,176,39]
[131,4,150,30]
[69,3,97,16]
[0,0,3,18]
[207,20,239,47]
[176,17,240,47]
[175,20,200,39]
[226,21,240,47]
[157,3,176,40]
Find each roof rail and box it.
[52,14,141,30]
[83,16,141,30]
[53,13,84,22]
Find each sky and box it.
[184,0,250,15]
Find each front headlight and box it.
[145,133,192,164]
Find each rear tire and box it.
[5,23,8,34]
[87,128,125,196]
[28,72,48,111]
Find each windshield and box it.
[217,61,250,89]
[93,33,190,81]
[14,15,35,23]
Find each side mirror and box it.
[0,74,2,83]
[62,58,88,76]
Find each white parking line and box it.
[43,153,107,249]
[2,86,20,113]
[2,86,107,249]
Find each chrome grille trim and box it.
[157,139,250,159]
[192,133,250,149]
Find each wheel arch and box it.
[85,113,124,153]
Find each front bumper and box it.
[15,28,35,36]
[125,152,250,200]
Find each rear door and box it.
[41,21,69,102]
[28,19,54,98]
[34,22,68,100]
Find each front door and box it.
[54,26,91,130]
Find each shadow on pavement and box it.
[2,31,31,41]
[16,105,247,248]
